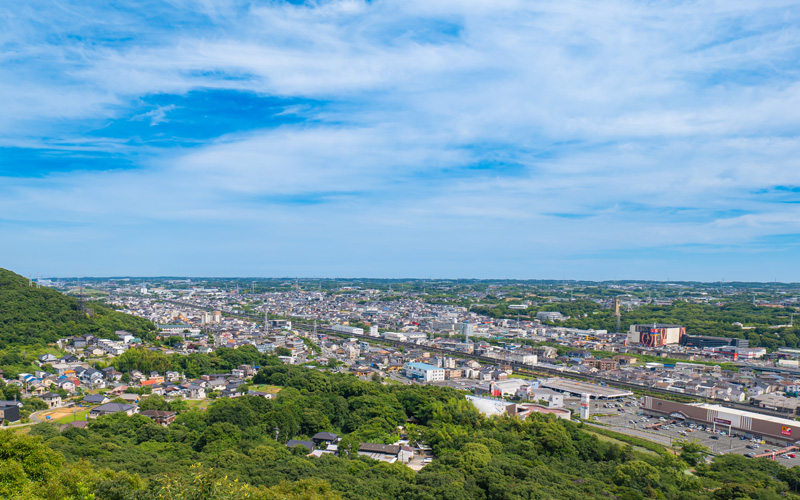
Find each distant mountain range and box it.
[0,268,155,348]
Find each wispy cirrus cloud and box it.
[1,0,800,278]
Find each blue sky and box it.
[2,0,800,280]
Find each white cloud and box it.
[2,0,800,277]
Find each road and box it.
[120,294,797,421]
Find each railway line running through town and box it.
[132,295,795,420]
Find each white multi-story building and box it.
[332,325,364,335]
[405,332,428,343]
[383,332,408,342]
[403,362,445,382]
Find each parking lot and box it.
[575,396,800,467]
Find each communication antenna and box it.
[79,282,86,313]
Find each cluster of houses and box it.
[10,353,102,396]
[59,332,138,358]
[314,336,518,385]
[286,432,416,464]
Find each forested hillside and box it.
[0,268,156,348]
[6,364,800,500]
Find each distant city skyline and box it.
[2,1,800,280]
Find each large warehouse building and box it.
[627,324,685,347]
[643,396,800,445]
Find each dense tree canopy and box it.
[0,268,156,349]
[7,365,799,499]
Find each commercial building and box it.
[157,324,191,335]
[268,319,292,330]
[517,387,564,407]
[403,362,445,382]
[627,324,685,347]
[332,325,364,335]
[682,335,749,349]
[536,312,566,322]
[702,346,766,360]
[405,332,428,343]
[476,379,529,397]
[643,396,800,445]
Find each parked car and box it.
[710,436,719,440]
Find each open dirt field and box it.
[41,406,85,422]
[43,407,76,419]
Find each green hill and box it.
[0,267,156,349]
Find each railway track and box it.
[115,294,795,418]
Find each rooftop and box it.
[540,377,633,398]
[404,362,442,371]
[695,402,800,427]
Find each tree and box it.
[337,434,360,459]
[677,439,708,466]
[138,395,170,412]
[458,443,492,473]
[613,460,661,489]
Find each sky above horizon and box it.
[2,0,800,281]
